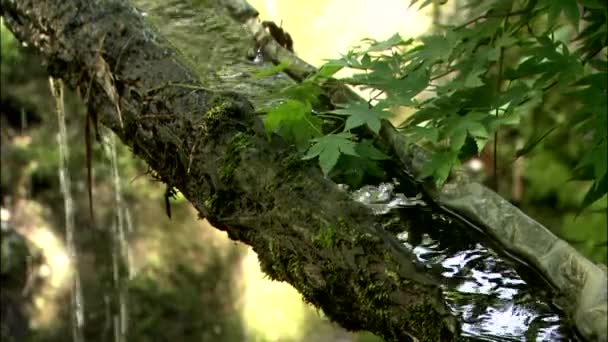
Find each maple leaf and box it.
[303,133,358,176]
[263,100,322,151]
[330,102,391,134]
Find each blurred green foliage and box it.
[1,18,20,64]
[128,255,245,341]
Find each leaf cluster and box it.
[260,0,607,209]
[258,67,390,187]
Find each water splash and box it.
[49,77,85,342]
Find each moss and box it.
[205,98,231,122]
[203,194,218,211]
[313,225,337,248]
[384,269,400,283]
[280,152,308,173]
[200,94,248,137]
[220,132,252,184]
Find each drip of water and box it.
[50,77,85,342]
[106,133,131,342]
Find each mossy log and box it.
[0,0,460,340]
[223,1,607,341]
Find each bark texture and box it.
[0,0,460,340]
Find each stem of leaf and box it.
[493,1,510,193]
[304,115,323,136]
[456,7,537,31]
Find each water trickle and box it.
[124,208,135,280]
[104,133,131,342]
[134,0,295,109]
[50,77,85,342]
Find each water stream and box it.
[134,0,295,109]
[50,77,85,342]
[50,79,133,342]
[104,133,131,342]
[351,181,579,341]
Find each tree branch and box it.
[0,0,459,340]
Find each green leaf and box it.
[345,61,407,95]
[363,33,412,52]
[463,73,485,88]
[465,120,489,152]
[418,150,459,187]
[498,81,531,109]
[392,67,430,99]
[450,126,467,152]
[542,0,563,28]
[464,117,488,134]
[404,126,439,144]
[574,72,608,90]
[315,64,343,78]
[263,100,322,151]
[409,35,453,65]
[331,155,385,188]
[355,140,391,160]
[303,133,357,176]
[402,105,446,127]
[280,81,323,105]
[322,57,352,68]
[592,140,608,179]
[442,115,489,153]
[330,102,391,134]
[539,0,580,30]
[252,60,291,79]
[486,111,521,132]
[579,173,608,213]
[264,100,305,132]
[516,125,559,158]
[411,0,435,10]
[573,150,596,180]
[505,56,548,79]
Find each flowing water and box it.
[51,79,133,342]
[351,181,580,341]
[50,77,85,342]
[95,132,133,342]
[126,0,580,340]
[134,0,294,109]
[104,133,131,342]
